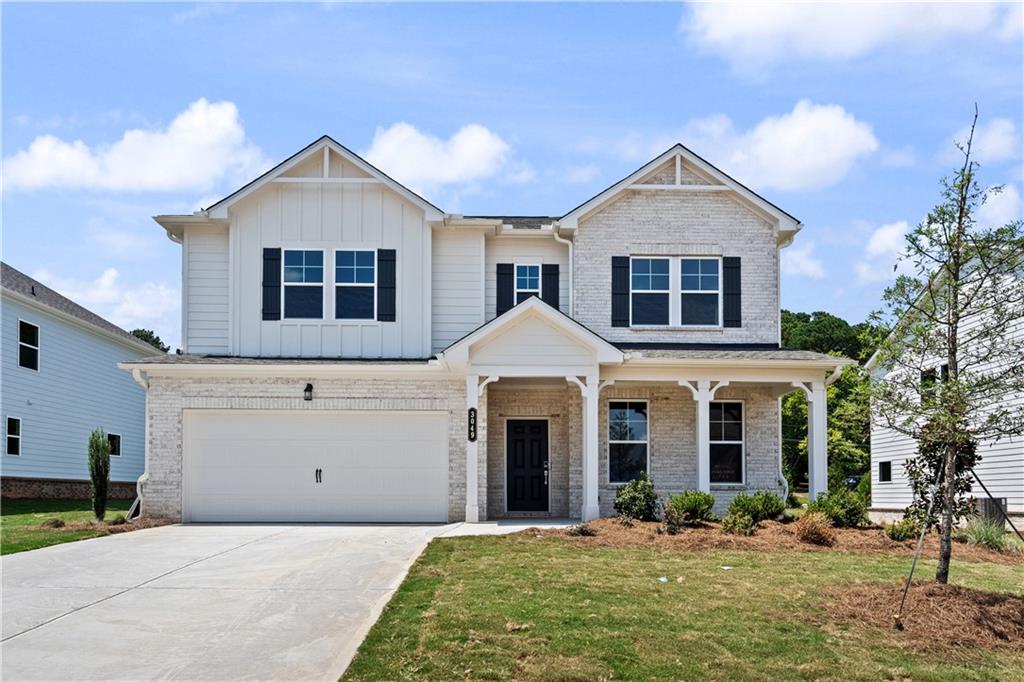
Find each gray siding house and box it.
[1,263,156,498]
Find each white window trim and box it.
[514,263,541,304]
[107,432,122,457]
[679,256,723,329]
[607,399,651,485]
[6,416,21,456]
[709,399,745,486]
[281,248,326,321]
[18,319,40,372]
[877,460,893,484]
[335,249,377,321]
[628,256,671,328]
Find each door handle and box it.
[544,469,548,486]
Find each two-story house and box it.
[2,263,154,499]
[122,137,851,523]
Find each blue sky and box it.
[3,2,1022,349]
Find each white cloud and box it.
[977,184,1022,228]
[781,242,825,279]
[684,2,1018,68]
[363,122,515,197]
[3,98,268,193]
[946,118,1020,164]
[565,164,600,184]
[616,100,878,191]
[855,220,913,282]
[31,268,180,349]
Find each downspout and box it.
[552,225,574,316]
[128,368,150,520]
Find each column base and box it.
[465,506,480,523]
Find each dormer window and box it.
[630,258,670,325]
[515,264,540,304]
[335,250,376,320]
[282,250,324,319]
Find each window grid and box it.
[680,257,721,327]
[515,264,541,304]
[335,250,376,320]
[6,417,21,456]
[709,401,744,484]
[608,400,649,484]
[629,257,671,326]
[281,250,325,320]
[18,320,39,371]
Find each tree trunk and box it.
[935,440,958,583]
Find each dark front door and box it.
[506,419,549,512]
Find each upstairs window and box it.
[282,250,324,319]
[709,401,744,484]
[630,258,670,325]
[18,321,39,371]
[515,264,540,304]
[878,460,892,483]
[608,401,649,484]
[921,363,948,401]
[108,433,122,457]
[680,258,720,326]
[335,250,375,320]
[6,417,21,456]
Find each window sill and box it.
[710,483,746,489]
[629,326,723,332]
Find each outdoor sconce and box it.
[304,383,313,401]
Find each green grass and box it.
[786,491,809,518]
[344,535,1023,681]
[1,498,132,555]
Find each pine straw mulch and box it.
[37,517,172,536]
[523,518,1024,565]
[820,581,1024,656]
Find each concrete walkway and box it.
[1,520,570,681]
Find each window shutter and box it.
[611,256,630,327]
[541,264,559,310]
[377,249,397,322]
[262,248,281,321]
[496,263,514,316]
[723,256,741,328]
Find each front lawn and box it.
[345,526,1023,681]
[1,498,133,555]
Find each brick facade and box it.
[2,476,136,500]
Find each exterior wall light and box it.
[304,383,313,401]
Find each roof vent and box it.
[30,285,36,296]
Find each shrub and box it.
[884,517,922,542]
[958,517,1012,552]
[662,491,715,533]
[612,473,659,521]
[721,512,756,536]
[41,518,65,529]
[806,488,868,528]
[795,511,836,546]
[727,491,785,523]
[854,472,871,504]
[88,428,111,521]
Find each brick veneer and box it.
[2,476,136,500]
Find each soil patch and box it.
[38,517,172,536]
[523,518,1023,565]
[821,581,1024,655]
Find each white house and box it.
[122,137,851,523]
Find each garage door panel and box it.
[184,410,448,523]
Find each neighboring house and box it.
[868,316,1024,525]
[123,137,851,523]
[2,263,155,499]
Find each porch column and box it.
[465,374,480,522]
[582,376,600,521]
[807,381,828,501]
[681,379,721,493]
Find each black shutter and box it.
[723,256,741,328]
[611,256,630,327]
[496,263,514,316]
[541,264,559,310]
[377,249,396,322]
[262,248,281,321]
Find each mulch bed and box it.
[38,517,172,536]
[523,518,1023,565]
[821,581,1024,655]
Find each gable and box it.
[470,313,597,369]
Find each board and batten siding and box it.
[1,297,146,482]
[184,225,229,354]
[484,236,569,321]
[225,182,431,358]
[432,229,484,352]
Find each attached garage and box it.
[182,410,449,523]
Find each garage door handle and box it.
[315,468,322,483]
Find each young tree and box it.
[870,109,1024,583]
[131,328,169,353]
[88,429,111,521]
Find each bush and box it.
[613,473,659,522]
[795,511,836,546]
[721,512,757,536]
[662,491,715,533]
[806,487,868,528]
[727,491,785,523]
[88,428,111,521]
[958,517,1012,552]
[854,472,871,504]
[884,517,921,542]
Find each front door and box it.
[506,419,549,512]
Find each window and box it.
[107,433,121,457]
[630,258,670,325]
[680,258,720,326]
[709,401,743,484]
[921,363,949,400]
[6,417,21,456]
[608,401,648,483]
[18,321,39,371]
[515,264,540,304]
[282,250,324,319]
[335,250,375,320]
[878,460,892,483]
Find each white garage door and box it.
[183,410,449,523]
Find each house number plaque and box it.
[468,407,478,442]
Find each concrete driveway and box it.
[1,520,567,681]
